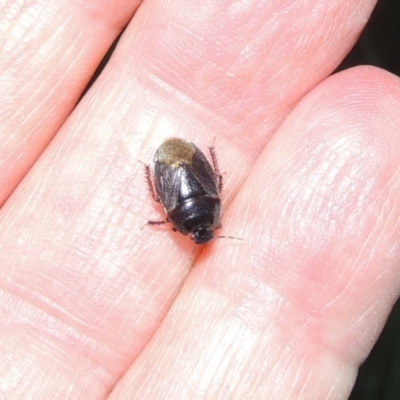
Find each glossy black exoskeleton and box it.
[144,138,223,244]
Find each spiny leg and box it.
[141,162,160,202]
[145,218,178,233]
[142,217,170,230]
[140,162,171,230]
[209,145,223,192]
[147,218,169,226]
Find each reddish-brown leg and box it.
[142,163,160,202]
[142,218,170,230]
[147,218,169,226]
[208,146,223,192]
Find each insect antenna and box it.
[215,235,244,241]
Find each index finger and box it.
[0,0,141,205]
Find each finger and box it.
[0,0,141,205]
[115,0,376,204]
[109,67,400,399]
[0,0,376,398]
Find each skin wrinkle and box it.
[279,346,320,399]
[312,161,364,247]
[290,355,311,400]
[3,205,153,354]
[0,279,111,354]
[43,26,86,81]
[5,324,110,390]
[0,0,141,207]
[0,359,23,395]
[0,1,51,55]
[298,256,380,362]
[234,346,261,398]
[3,16,80,110]
[173,280,324,398]
[292,133,378,250]
[0,1,22,35]
[138,1,352,129]
[199,331,235,394]
[324,375,340,400]
[200,324,252,397]
[229,326,261,388]
[234,271,283,331]
[316,208,400,360]
[143,72,219,123]
[3,354,38,397]
[18,79,59,134]
[342,172,400,278]
[267,343,301,397]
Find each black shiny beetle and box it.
[144,138,223,244]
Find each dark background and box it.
[88,0,400,398]
[339,0,400,398]
[337,0,400,77]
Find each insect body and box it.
[144,138,223,244]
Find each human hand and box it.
[1,0,398,399]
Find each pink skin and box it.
[0,0,398,398]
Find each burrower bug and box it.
[143,138,224,244]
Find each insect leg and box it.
[147,218,169,226]
[141,217,171,230]
[208,145,223,192]
[142,163,160,202]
